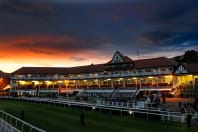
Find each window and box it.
[160,68,166,71]
[195,78,198,84]
[145,69,152,72]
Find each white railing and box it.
[84,89,114,93]
[96,100,148,109]
[11,76,66,80]
[39,89,58,93]
[1,96,198,125]
[12,71,173,80]
[0,110,46,132]
[139,86,172,91]
[0,119,20,132]
[11,69,174,81]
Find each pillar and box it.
[156,77,159,89]
[139,78,142,89]
[111,79,114,88]
[98,79,101,88]
[75,80,78,89]
[123,79,126,88]
[193,75,195,91]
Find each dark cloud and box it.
[0,0,56,19]
[2,35,115,55]
[140,32,174,43]
[0,0,198,59]
[146,0,198,24]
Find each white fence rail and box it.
[0,110,46,132]
[0,119,20,132]
[1,96,198,125]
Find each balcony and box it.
[11,76,66,80]
[39,88,58,93]
[12,68,173,81]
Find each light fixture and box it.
[92,106,96,110]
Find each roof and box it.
[123,56,134,63]
[12,52,178,75]
[68,64,105,74]
[13,64,105,75]
[182,63,198,73]
[134,57,177,69]
[12,67,69,75]
[0,71,10,78]
[106,51,134,64]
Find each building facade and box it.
[10,51,198,98]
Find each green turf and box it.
[0,100,197,132]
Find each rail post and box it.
[146,112,148,120]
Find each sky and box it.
[0,0,198,73]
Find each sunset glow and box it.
[0,0,198,73]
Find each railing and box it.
[0,119,20,132]
[1,96,198,124]
[96,100,198,124]
[11,76,66,80]
[0,110,46,132]
[84,88,114,93]
[39,88,58,93]
[177,84,198,98]
[11,70,173,81]
[97,100,148,109]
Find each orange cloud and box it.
[0,35,111,73]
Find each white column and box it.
[75,80,78,89]
[123,79,126,88]
[156,77,159,89]
[86,80,88,89]
[111,79,114,88]
[172,75,174,89]
[38,81,40,89]
[193,75,195,91]
[98,79,101,88]
[139,78,142,89]
[58,81,61,89]
[38,81,40,96]
[25,82,27,89]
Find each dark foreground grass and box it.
[0,100,197,132]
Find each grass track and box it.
[0,100,197,132]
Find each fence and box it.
[0,110,46,132]
[96,100,198,124]
[0,119,20,132]
[97,100,148,109]
[1,96,198,125]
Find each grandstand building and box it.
[10,51,198,98]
